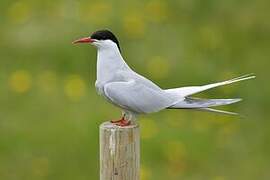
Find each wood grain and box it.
[100,121,140,180]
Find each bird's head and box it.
[73,29,121,52]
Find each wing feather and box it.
[104,81,175,113]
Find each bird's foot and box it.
[111,117,130,127]
[115,119,131,126]
[111,117,125,123]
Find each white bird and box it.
[73,30,255,126]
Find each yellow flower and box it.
[7,2,31,24]
[64,75,86,102]
[145,1,169,23]
[79,2,112,25]
[164,141,187,177]
[123,13,145,38]
[9,70,32,93]
[141,165,152,180]
[164,141,187,163]
[140,118,159,139]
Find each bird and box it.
[73,29,255,126]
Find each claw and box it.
[111,116,125,123]
[111,117,130,126]
[115,119,130,126]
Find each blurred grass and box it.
[0,0,269,179]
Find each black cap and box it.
[91,30,121,51]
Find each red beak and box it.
[72,37,95,44]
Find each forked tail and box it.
[165,73,255,98]
[168,97,241,115]
[165,74,255,115]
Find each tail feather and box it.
[165,74,255,97]
[230,73,255,81]
[198,108,239,115]
[165,74,255,115]
[169,97,242,109]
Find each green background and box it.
[0,0,269,179]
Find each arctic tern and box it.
[73,30,255,126]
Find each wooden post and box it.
[100,121,140,180]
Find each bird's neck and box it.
[96,47,129,83]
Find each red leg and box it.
[114,119,130,127]
[115,119,130,127]
[111,116,130,127]
[111,116,125,123]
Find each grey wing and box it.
[104,81,176,114]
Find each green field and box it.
[0,0,269,179]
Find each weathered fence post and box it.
[100,121,140,180]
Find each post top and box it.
[100,121,139,130]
